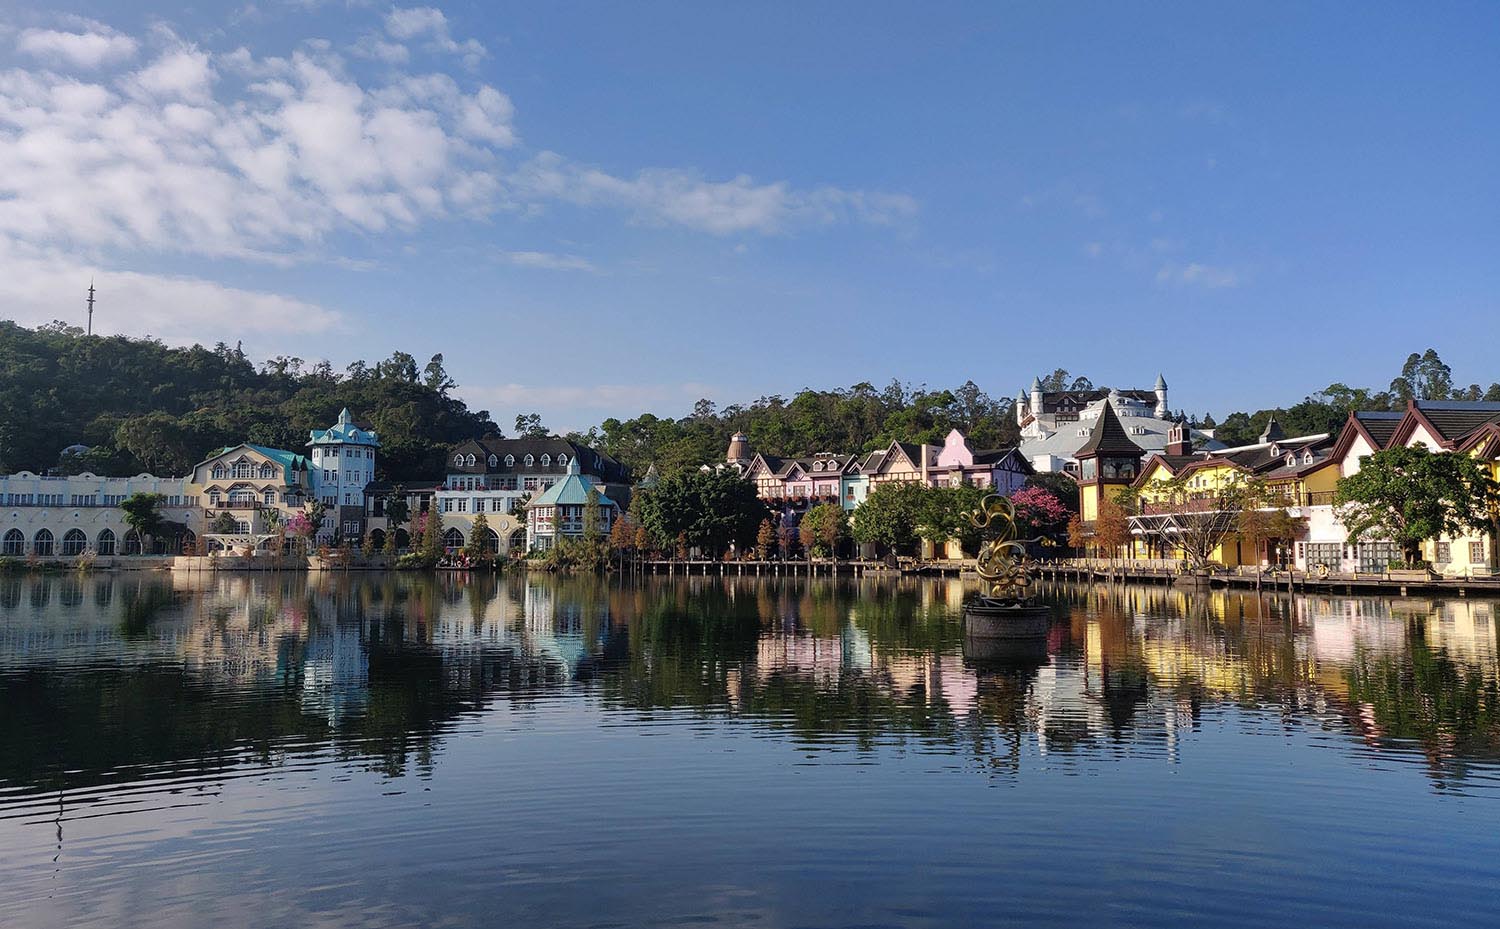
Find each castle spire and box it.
[86,278,95,336]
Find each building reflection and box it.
[0,573,1497,796]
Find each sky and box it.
[0,1,1496,432]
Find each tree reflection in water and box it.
[0,572,1497,797]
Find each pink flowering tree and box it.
[1010,485,1071,541]
[285,512,315,554]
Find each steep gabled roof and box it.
[1075,402,1144,459]
[1392,400,1500,448]
[1354,411,1403,448]
[1456,422,1500,459]
[1329,410,1403,463]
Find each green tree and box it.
[851,482,927,555]
[755,518,777,560]
[422,506,446,562]
[209,511,240,534]
[465,511,491,561]
[1334,445,1498,566]
[916,484,987,555]
[119,493,166,552]
[801,503,849,559]
[634,469,769,555]
[1390,349,1454,402]
[515,413,549,438]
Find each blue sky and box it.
[1,1,1496,431]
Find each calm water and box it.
[2,572,1499,928]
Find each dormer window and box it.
[1269,444,1280,457]
[541,454,551,467]
[524,455,535,468]
[465,453,476,467]
[557,454,568,467]
[1303,451,1314,464]
[488,454,498,467]
[1287,454,1296,467]
[505,455,515,468]
[454,454,464,466]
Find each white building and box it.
[0,471,198,558]
[1016,376,1221,473]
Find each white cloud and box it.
[499,250,596,272]
[511,152,918,235]
[384,6,486,68]
[0,11,914,358]
[0,39,518,260]
[1156,262,1241,289]
[16,25,139,69]
[123,48,216,103]
[0,240,341,342]
[351,35,410,65]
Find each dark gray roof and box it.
[449,437,630,483]
[1411,401,1500,444]
[1076,403,1144,459]
[1353,411,1402,449]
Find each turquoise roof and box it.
[308,408,380,448]
[530,460,616,509]
[210,444,309,484]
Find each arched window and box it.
[465,453,476,467]
[229,488,256,506]
[62,529,87,556]
[394,528,410,551]
[2,529,23,556]
[233,459,253,479]
[557,454,568,467]
[33,528,54,556]
[124,530,142,555]
[505,455,515,468]
[454,453,465,466]
[212,465,227,480]
[481,528,500,554]
[442,527,464,551]
[524,454,534,468]
[260,463,275,479]
[488,454,498,468]
[97,528,116,555]
[369,528,386,551]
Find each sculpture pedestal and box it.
[962,601,1052,664]
[963,600,1052,638]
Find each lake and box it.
[2,571,1498,928]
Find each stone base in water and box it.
[963,600,1052,639]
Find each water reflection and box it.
[1,572,1497,800]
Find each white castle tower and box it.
[1154,373,1169,419]
[308,409,380,538]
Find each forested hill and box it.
[0,321,497,478]
[583,381,1025,477]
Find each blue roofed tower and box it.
[308,408,380,541]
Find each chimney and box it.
[1166,417,1192,456]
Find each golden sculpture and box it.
[964,494,1039,602]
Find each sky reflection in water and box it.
[1,572,1498,928]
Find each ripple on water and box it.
[1,574,1499,928]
